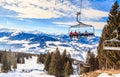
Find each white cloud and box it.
[83,21,106,29]
[81,8,108,20]
[0,0,76,19]
[0,0,108,19]
[0,0,58,19]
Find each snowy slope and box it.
[0,56,120,77]
[0,56,83,77]
[0,28,100,61]
[0,56,55,77]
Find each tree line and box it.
[0,50,33,73]
[37,48,73,77]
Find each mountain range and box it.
[0,28,100,61]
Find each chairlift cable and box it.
[76,0,82,23]
[77,0,82,32]
[79,0,82,22]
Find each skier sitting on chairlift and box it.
[69,31,73,39]
[74,30,78,38]
[78,31,81,38]
[84,30,88,36]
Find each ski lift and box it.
[68,22,95,39]
[68,0,95,39]
[103,29,120,50]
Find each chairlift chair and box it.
[103,38,120,50]
[103,29,120,50]
[68,23,95,38]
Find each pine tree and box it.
[17,56,21,63]
[12,55,17,71]
[95,56,99,70]
[61,49,67,75]
[44,52,51,71]
[13,61,17,71]
[10,52,17,71]
[48,52,57,75]
[88,52,95,71]
[48,48,62,77]
[98,1,120,69]
[1,51,11,73]
[86,51,97,71]
[86,50,91,64]
[61,49,67,62]
[0,52,2,63]
[46,48,73,76]
[55,49,62,77]
[64,60,73,77]
[37,54,44,64]
[40,54,45,63]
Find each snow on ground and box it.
[98,73,120,77]
[0,56,81,77]
[0,56,55,77]
[1,56,120,77]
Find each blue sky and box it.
[0,0,120,35]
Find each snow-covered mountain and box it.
[0,28,100,61]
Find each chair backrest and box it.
[103,39,120,50]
